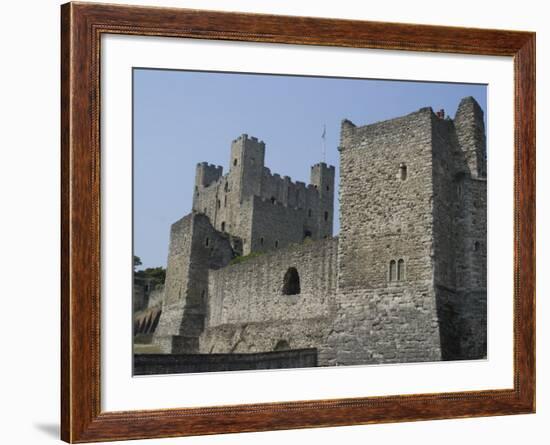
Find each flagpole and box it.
[322,124,326,163]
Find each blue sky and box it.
[133,69,486,269]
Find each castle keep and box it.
[135,96,487,369]
[192,134,334,256]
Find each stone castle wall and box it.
[207,237,338,326]
[154,213,233,352]
[146,97,487,367]
[201,237,338,362]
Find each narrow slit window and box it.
[399,163,407,181]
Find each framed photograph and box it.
[61,2,535,442]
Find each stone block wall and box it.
[338,108,435,291]
[202,237,338,362]
[326,283,442,365]
[134,349,318,375]
[247,195,308,253]
[207,237,338,326]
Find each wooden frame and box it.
[61,2,535,442]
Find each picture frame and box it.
[61,1,535,442]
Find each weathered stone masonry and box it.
[144,96,487,368]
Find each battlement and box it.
[312,162,336,172]
[340,107,432,148]
[195,162,223,188]
[339,98,486,179]
[232,133,266,146]
[260,162,335,195]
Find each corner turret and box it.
[454,96,487,178]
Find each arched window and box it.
[260,237,264,246]
[308,209,312,217]
[205,237,210,247]
[389,260,397,282]
[397,259,405,281]
[221,221,226,232]
[270,196,276,204]
[274,340,290,351]
[474,241,480,251]
[303,230,312,240]
[200,289,206,302]
[326,185,330,191]
[217,199,221,209]
[399,163,407,181]
[282,267,301,295]
[224,195,227,207]
[324,211,329,221]
[233,158,238,166]
[275,240,279,248]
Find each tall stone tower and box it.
[229,134,266,202]
[328,98,487,365]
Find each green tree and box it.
[133,255,142,271]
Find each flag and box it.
[321,124,326,139]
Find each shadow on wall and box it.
[436,291,487,361]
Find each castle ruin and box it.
[134,96,487,369]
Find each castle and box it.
[134,96,487,369]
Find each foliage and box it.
[134,263,166,285]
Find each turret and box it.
[310,162,335,238]
[195,162,223,189]
[339,119,356,151]
[454,96,487,178]
[229,134,266,201]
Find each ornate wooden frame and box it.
[61,2,536,442]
